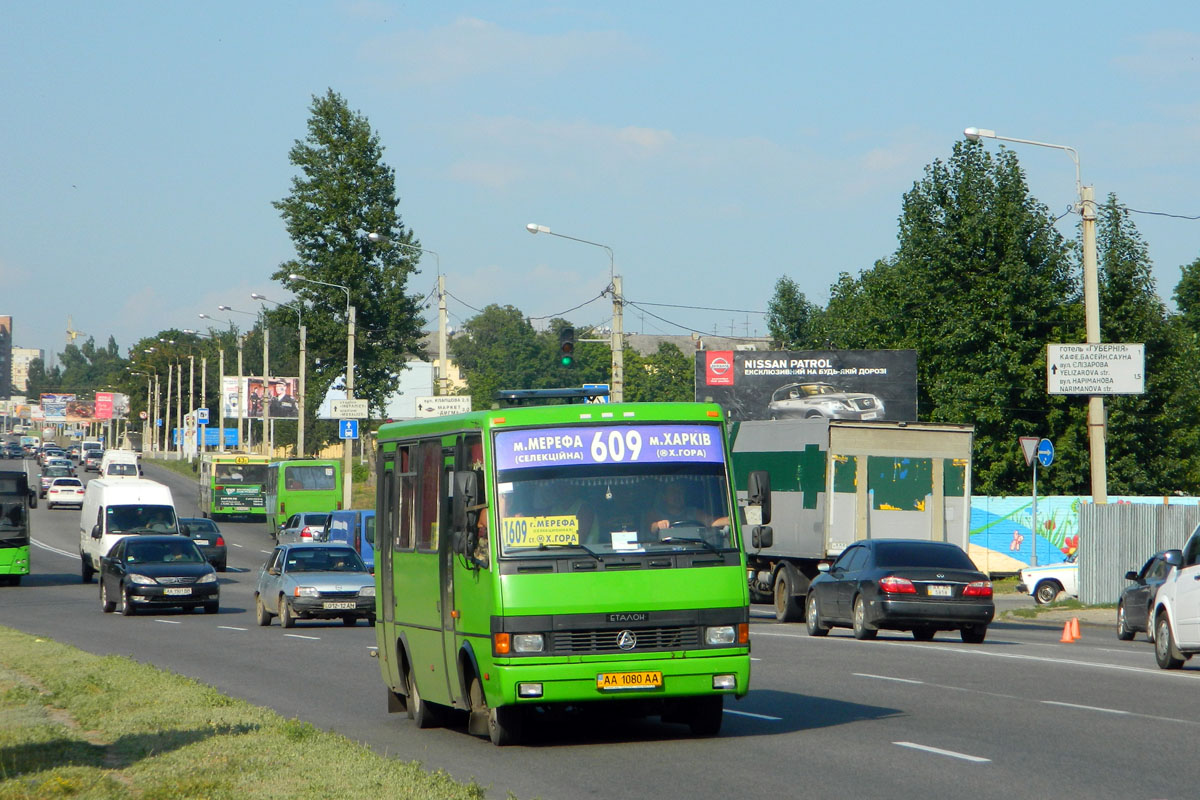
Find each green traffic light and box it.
[561,356,573,366]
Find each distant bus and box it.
[264,459,343,532]
[0,471,35,586]
[199,453,272,519]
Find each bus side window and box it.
[396,446,414,550]
[416,440,441,551]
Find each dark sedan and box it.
[805,539,994,643]
[179,517,228,572]
[1117,548,1182,641]
[99,535,219,616]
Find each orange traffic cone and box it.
[1069,617,1081,641]
[1060,620,1076,643]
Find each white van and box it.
[78,478,179,583]
[99,450,141,479]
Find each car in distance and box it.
[1016,556,1079,605]
[99,535,219,616]
[276,512,331,543]
[766,382,884,421]
[178,516,228,571]
[84,450,104,472]
[46,477,86,509]
[2,442,22,459]
[805,539,994,643]
[254,542,375,628]
[1117,549,1182,641]
[39,465,74,498]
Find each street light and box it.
[251,292,307,457]
[964,126,1105,504]
[290,273,355,510]
[199,313,246,451]
[183,329,225,456]
[222,304,271,455]
[367,233,450,395]
[526,222,623,402]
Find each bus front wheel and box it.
[469,676,522,746]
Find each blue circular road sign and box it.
[1037,438,1054,468]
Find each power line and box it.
[526,293,606,322]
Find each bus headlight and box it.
[513,634,545,653]
[705,625,736,645]
[294,586,319,597]
[359,585,376,597]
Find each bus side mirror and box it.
[751,526,773,550]
[452,470,481,533]
[28,491,36,509]
[747,470,771,524]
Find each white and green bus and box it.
[373,396,769,745]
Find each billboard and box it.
[222,376,299,419]
[40,393,74,423]
[694,349,919,422]
[0,316,10,399]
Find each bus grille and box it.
[550,626,700,654]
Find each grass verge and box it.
[0,626,492,799]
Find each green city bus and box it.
[264,459,343,531]
[198,453,272,519]
[0,471,34,586]
[373,399,767,745]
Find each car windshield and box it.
[215,463,268,484]
[284,465,336,491]
[285,547,365,572]
[874,542,976,570]
[493,423,733,558]
[106,504,178,534]
[125,540,205,564]
[45,467,71,477]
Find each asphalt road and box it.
[4,454,1200,799]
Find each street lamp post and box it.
[290,273,354,510]
[222,305,270,455]
[525,223,624,402]
[200,314,244,451]
[964,127,1106,504]
[251,292,307,457]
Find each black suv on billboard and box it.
[766,382,884,421]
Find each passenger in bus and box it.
[645,481,729,537]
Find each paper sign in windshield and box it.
[502,516,580,548]
[495,424,723,471]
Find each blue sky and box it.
[3,1,1200,371]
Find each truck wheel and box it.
[773,569,802,623]
[852,595,877,640]
[806,593,830,636]
[1116,602,1135,641]
[1155,613,1185,669]
[1034,580,1062,605]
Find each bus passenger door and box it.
[438,444,461,706]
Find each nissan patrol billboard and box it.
[694,349,918,422]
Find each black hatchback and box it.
[805,539,994,643]
[1117,548,1182,641]
[99,535,219,616]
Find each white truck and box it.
[78,478,180,583]
[734,419,975,621]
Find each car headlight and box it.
[127,574,157,585]
[512,633,545,653]
[359,585,376,597]
[705,625,737,645]
[196,573,217,584]
[294,586,319,597]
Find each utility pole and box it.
[236,338,244,451]
[152,374,160,453]
[188,355,195,459]
[298,324,307,456]
[217,349,225,453]
[165,363,174,454]
[262,326,271,457]
[1080,185,1107,503]
[175,363,182,457]
[344,305,356,510]
[611,275,624,403]
[199,355,206,456]
[438,275,449,394]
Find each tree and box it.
[624,342,695,402]
[766,276,821,348]
[273,89,425,447]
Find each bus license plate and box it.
[164,588,192,596]
[323,601,356,610]
[596,671,663,691]
[927,584,952,597]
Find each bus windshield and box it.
[216,463,269,484]
[0,501,26,532]
[493,423,733,557]
[284,465,336,491]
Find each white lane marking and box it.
[218,625,248,632]
[750,657,762,662]
[724,709,782,721]
[31,539,79,559]
[895,741,991,763]
[284,633,320,641]
[230,543,244,548]
[155,619,182,625]
[1042,700,1130,715]
[259,550,273,555]
[854,672,925,685]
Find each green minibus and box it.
[373,399,768,745]
[198,453,271,520]
[264,459,343,532]
[0,471,34,586]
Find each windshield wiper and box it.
[658,536,723,554]
[534,542,602,561]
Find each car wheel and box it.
[687,695,724,736]
[1117,602,1135,641]
[204,601,219,614]
[80,556,94,584]
[912,626,937,642]
[120,587,135,616]
[255,595,272,626]
[216,561,227,573]
[1155,614,1185,669]
[100,581,115,613]
[773,568,802,623]
[407,668,443,729]
[278,596,295,628]
[960,625,987,644]
[806,593,830,636]
[367,614,376,626]
[342,615,357,627]
[47,502,53,510]
[1034,580,1062,606]
[852,595,877,640]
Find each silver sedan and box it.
[253,542,376,628]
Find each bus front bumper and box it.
[0,547,30,576]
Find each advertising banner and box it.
[65,398,95,422]
[40,393,74,423]
[224,376,299,419]
[94,392,114,420]
[694,349,919,422]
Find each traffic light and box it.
[558,327,575,367]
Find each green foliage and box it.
[273,89,425,449]
[766,276,822,348]
[623,342,695,402]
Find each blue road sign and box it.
[339,419,359,440]
[582,383,610,404]
[1037,438,1054,468]
[196,408,209,424]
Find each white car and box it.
[1151,526,1200,669]
[46,477,86,509]
[1016,557,1078,605]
